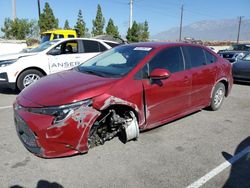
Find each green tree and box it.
[126,20,150,42]
[29,20,40,39]
[126,21,140,42]
[38,2,59,32]
[74,9,87,37]
[141,21,149,41]
[106,18,120,37]
[1,18,34,40]
[92,4,105,36]
[64,19,70,29]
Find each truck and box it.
[40,29,78,43]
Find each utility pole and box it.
[179,4,183,41]
[37,0,41,18]
[237,16,243,44]
[129,0,133,29]
[179,4,184,41]
[12,0,16,20]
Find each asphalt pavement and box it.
[0,84,249,188]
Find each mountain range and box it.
[152,19,250,41]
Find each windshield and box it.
[28,40,59,53]
[77,45,153,78]
[41,34,51,43]
[228,44,250,51]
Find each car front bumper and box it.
[0,72,16,90]
[14,100,101,158]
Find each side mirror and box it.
[48,48,61,56]
[149,68,171,80]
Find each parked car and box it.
[14,42,233,158]
[0,38,120,91]
[217,44,250,63]
[232,53,250,83]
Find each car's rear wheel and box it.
[209,82,225,111]
[17,69,44,91]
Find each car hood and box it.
[0,52,38,61]
[18,70,119,107]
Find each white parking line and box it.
[186,145,250,188]
[0,106,12,110]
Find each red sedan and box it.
[14,42,233,158]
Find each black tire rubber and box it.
[209,82,226,111]
[17,69,44,91]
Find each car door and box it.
[234,54,250,78]
[141,46,192,129]
[182,46,217,108]
[48,40,82,74]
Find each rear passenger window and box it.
[184,46,206,68]
[99,43,107,52]
[148,47,184,73]
[83,40,100,53]
[204,50,217,64]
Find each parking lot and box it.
[0,83,249,188]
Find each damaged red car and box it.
[14,42,233,158]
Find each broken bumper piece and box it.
[14,102,101,158]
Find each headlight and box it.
[0,59,17,67]
[27,99,92,124]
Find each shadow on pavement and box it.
[10,179,64,188]
[222,136,250,188]
[0,87,19,95]
[233,81,250,86]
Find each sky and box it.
[0,0,249,37]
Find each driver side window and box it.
[148,47,184,73]
[51,40,78,55]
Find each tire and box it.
[209,82,226,111]
[17,69,44,91]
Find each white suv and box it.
[0,38,120,90]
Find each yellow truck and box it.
[41,29,78,43]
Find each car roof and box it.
[127,42,205,49]
[53,37,119,44]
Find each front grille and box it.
[14,112,41,154]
